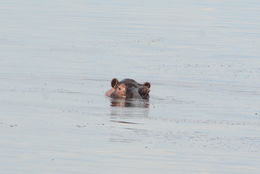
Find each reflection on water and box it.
[110,98,149,108]
[109,98,149,143]
[110,98,150,118]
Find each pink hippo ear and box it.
[111,78,119,88]
[144,82,151,88]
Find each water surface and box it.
[0,0,260,173]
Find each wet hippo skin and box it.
[105,78,151,99]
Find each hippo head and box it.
[107,78,151,99]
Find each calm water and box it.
[1,0,260,173]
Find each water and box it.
[0,0,260,173]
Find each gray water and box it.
[1,0,260,173]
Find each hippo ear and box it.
[111,78,119,88]
[144,82,151,88]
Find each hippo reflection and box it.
[105,78,151,107]
[110,98,150,107]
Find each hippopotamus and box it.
[105,78,151,100]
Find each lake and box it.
[0,0,260,173]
